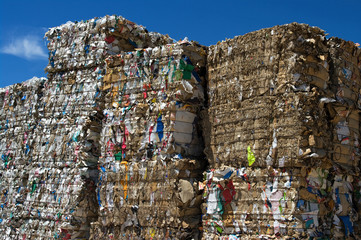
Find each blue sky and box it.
[1,0,360,88]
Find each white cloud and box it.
[1,35,47,60]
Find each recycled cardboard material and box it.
[201,23,361,239]
[90,41,208,239]
[0,15,174,239]
[1,16,361,240]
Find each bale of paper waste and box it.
[0,14,174,239]
[0,77,47,239]
[44,15,173,73]
[89,40,208,239]
[201,23,361,239]
[0,75,102,239]
[1,14,361,240]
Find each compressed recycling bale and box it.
[201,166,304,239]
[1,15,361,240]
[26,45,106,238]
[91,158,204,240]
[204,23,331,169]
[100,42,206,160]
[0,14,167,239]
[0,14,179,239]
[200,165,361,239]
[201,23,361,239]
[90,40,208,239]
[45,15,173,73]
[0,78,47,239]
[24,14,175,239]
[0,76,101,239]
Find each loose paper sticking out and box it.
[247,146,255,166]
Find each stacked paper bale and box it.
[27,72,102,239]
[39,15,173,239]
[204,23,331,168]
[0,75,103,239]
[201,23,361,239]
[1,15,360,240]
[0,15,172,240]
[327,38,361,237]
[45,15,172,73]
[0,59,104,239]
[90,41,208,239]
[0,78,48,239]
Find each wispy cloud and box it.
[1,35,47,60]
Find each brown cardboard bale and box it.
[202,24,361,239]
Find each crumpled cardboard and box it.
[1,16,361,240]
[201,23,361,239]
